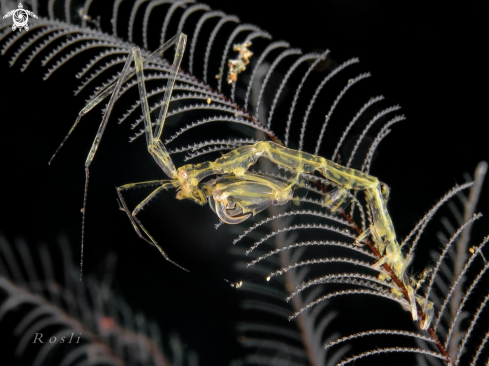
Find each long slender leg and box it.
[131,34,187,179]
[53,34,187,276]
[49,33,186,165]
[154,34,186,141]
[116,183,168,243]
[116,180,188,271]
[75,51,135,280]
[123,35,186,269]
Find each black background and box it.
[0,1,488,365]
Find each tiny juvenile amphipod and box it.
[227,41,253,84]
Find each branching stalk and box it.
[308,177,452,365]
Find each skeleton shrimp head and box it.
[202,174,294,224]
[174,162,212,205]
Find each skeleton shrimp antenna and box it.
[80,167,89,281]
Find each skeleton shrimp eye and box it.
[179,170,188,179]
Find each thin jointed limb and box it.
[50,34,188,274]
[49,33,188,166]
[116,180,188,271]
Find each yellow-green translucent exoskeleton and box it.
[50,33,428,325]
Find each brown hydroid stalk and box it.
[263,130,452,363]
[338,204,452,365]
[307,176,451,364]
[249,111,452,363]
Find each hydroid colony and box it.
[0,1,487,365]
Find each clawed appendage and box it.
[52,32,430,325]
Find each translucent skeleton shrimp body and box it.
[50,33,428,325]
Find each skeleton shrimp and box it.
[49,33,429,325]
